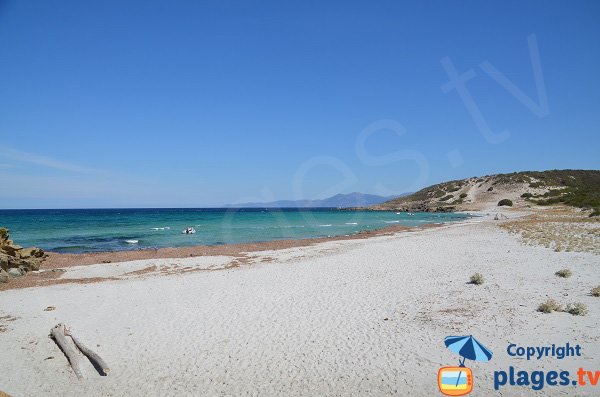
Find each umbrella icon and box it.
[445,335,493,365]
[443,335,493,389]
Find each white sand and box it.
[1,218,599,396]
[59,255,234,280]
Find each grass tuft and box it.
[537,299,561,313]
[469,273,484,285]
[555,269,572,278]
[565,302,588,316]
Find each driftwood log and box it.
[50,323,110,379]
[50,324,86,380]
[68,332,110,375]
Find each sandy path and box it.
[0,219,598,396]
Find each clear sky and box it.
[0,0,599,208]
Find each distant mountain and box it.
[226,192,408,208]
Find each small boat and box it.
[182,227,196,234]
[407,212,415,216]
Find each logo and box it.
[438,335,493,396]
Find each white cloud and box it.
[0,147,104,174]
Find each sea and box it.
[0,208,471,254]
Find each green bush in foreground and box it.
[469,273,484,285]
[498,199,513,207]
[591,286,600,297]
[538,299,561,313]
[565,302,588,316]
[555,269,572,278]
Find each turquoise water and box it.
[0,208,470,253]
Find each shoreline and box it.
[42,222,446,268]
[0,222,451,292]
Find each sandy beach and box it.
[1,210,599,396]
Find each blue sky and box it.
[0,0,599,208]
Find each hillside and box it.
[373,169,600,215]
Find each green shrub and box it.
[538,299,561,313]
[529,182,543,188]
[439,195,454,201]
[591,286,600,297]
[543,189,564,197]
[487,186,494,192]
[459,193,468,199]
[555,269,572,278]
[521,192,533,198]
[0,227,8,241]
[469,273,484,285]
[565,302,588,316]
[448,185,460,192]
[590,208,600,217]
[434,190,446,198]
[498,199,513,207]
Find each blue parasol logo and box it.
[438,335,493,396]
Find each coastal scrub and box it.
[565,302,588,316]
[537,299,561,313]
[555,269,572,278]
[469,273,484,285]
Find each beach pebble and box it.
[44,306,56,311]
[7,268,24,277]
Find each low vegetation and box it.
[469,273,484,285]
[374,170,600,214]
[565,302,588,316]
[498,199,513,207]
[555,269,572,278]
[459,193,468,199]
[524,170,600,213]
[591,286,600,297]
[538,299,561,313]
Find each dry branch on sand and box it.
[50,323,109,379]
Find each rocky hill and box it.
[372,169,600,215]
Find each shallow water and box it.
[0,208,470,253]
